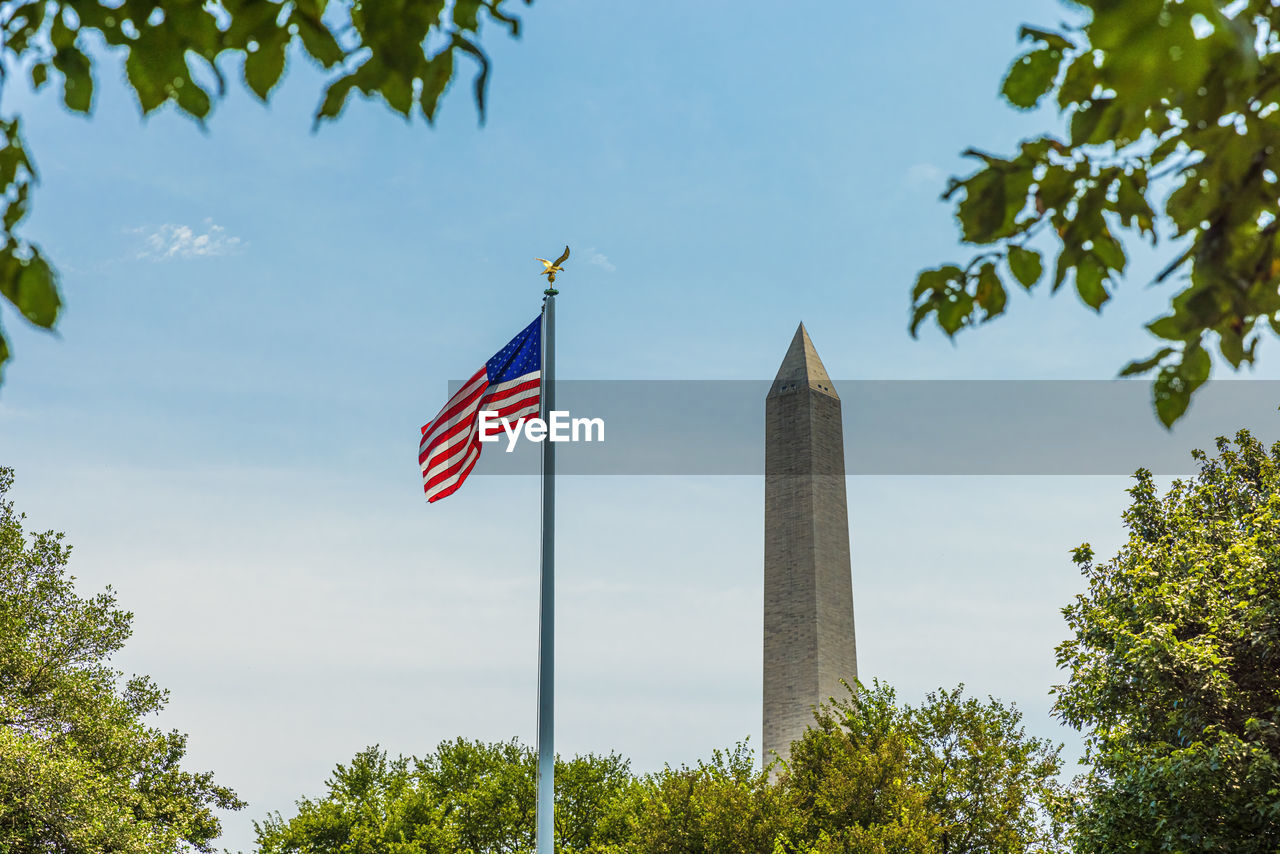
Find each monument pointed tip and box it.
[770,323,837,398]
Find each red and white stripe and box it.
[419,368,541,502]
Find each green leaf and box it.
[1018,25,1072,51]
[1153,342,1211,427]
[1016,138,1052,163]
[314,74,358,125]
[0,123,34,186]
[909,304,932,337]
[909,266,966,337]
[166,4,220,56]
[1075,255,1109,311]
[974,262,1007,320]
[1119,347,1174,377]
[1179,284,1225,330]
[1150,134,1183,165]
[1069,98,1118,146]
[29,62,48,91]
[1057,53,1096,107]
[1153,365,1190,428]
[1001,48,1061,109]
[296,15,344,68]
[1182,342,1210,388]
[4,184,29,232]
[1147,314,1189,341]
[222,0,285,51]
[174,78,212,120]
[0,329,8,382]
[125,49,169,114]
[1092,230,1126,273]
[1115,173,1155,235]
[244,28,290,101]
[294,0,326,17]
[1070,175,1110,242]
[453,0,482,31]
[1052,246,1076,293]
[420,48,455,122]
[50,10,75,49]
[1166,168,1217,235]
[911,265,963,301]
[956,169,1007,243]
[52,46,94,114]
[976,164,1033,242]
[1036,164,1076,211]
[1007,245,1043,289]
[6,252,61,328]
[1219,325,1246,367]
[937,292,973,336]
[380,72,413,117]
[350,55,389,96]
[6,1,48,55]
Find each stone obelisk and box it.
[763,323,857,766]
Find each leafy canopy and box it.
[254,738,634,854]
[0,466,242,852]
[782,681,1066,854]
[912,0,1280,426]
[260,683,1065,854]
[1053,430,1280,851]
[0,0,527,384]
[609,741,796,853]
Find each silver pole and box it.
[535,292,555,854]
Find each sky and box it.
[3,1,1280,851]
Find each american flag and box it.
[419,315,543,502]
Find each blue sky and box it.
[4,1,1278,851]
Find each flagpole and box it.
[536,285,556,854]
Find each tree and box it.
[254,738,634,854]
[0,0,528,384]
[254,746,452,854]
[783,681,1065,854]
[1053,430,1280,851]
[910,0,1280,426]
[783,684,938,853]
[0,465,243,852]
[610,683,1065,854]
[259,688,1064,854]
[553,751,635,853]
[607,741,796,854]
[906,687,1066,854]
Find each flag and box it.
[419,315,542,502]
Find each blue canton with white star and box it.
[486,315,542,383]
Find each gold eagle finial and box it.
[535,246,570,284]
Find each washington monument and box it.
[763,323,858,765]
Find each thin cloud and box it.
[583,247,616,272]
[133,218,243,260]
[906,163,945,191]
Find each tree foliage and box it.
[1053,430,1280,851]
[606,741,795,853]
[254,739,634,854]
[0,0,527,384]
[0,466,243,852]
[911,0,1280,426]
[260,684,1063,854]
[783,682,1065,854]
[783,684,938,853]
